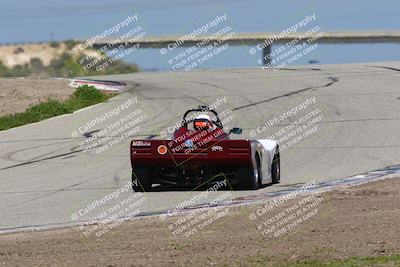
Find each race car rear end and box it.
[130,139,254,191]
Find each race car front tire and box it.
[132,165,152,192]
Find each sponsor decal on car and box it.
[157,145,168,155]
[211,145,223,152]
[132,141,151,147]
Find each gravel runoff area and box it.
[0,78,72,116]
[0,176,399,266]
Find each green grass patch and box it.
[241,255,400,267]
[282,255,400,267]
[0,85,112,131]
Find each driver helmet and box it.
[193,114,212,130]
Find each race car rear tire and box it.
[271,151,280,184]
[132,165,152,192]
[238,156,261,190]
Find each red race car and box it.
[130,106,280,191]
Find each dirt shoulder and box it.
[1,177,400,267]
[0,78,72,116]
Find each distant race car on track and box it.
[130,105,280,191]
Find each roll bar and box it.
[181,105,223,128]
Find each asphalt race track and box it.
[1,62,400,231]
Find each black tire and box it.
[238,155,261,190]
[132,165,152,192]
[271,150,280,184]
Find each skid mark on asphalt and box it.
[0,147,89,170]
[0,106,164,169]
[3,117,397,145]
[0,132,161,170]
[129,90,398,99]
[1,140,76,164]
[184,80,230,92]
[371,66,400,72]
[0,137,86,144]
[0,185,129,194]
[1,134,148,170]
[62,155,78,159]
[133,83,209,105]
[240,117,400,130]
[232,77,339,111]
[83,130,102,138]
